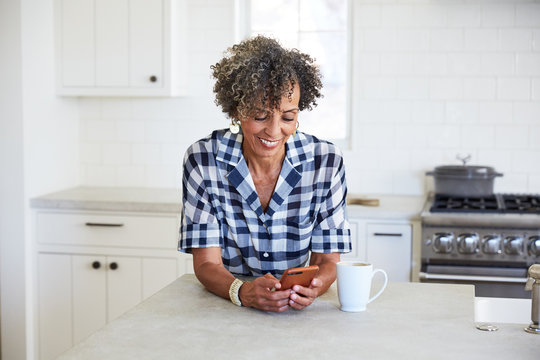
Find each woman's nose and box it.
[265,113,281,137]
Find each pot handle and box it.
[495,172,503,177]
[425,171,434,176]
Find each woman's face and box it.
[240,83,300,163]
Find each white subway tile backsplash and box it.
[429,29,464,51]
[516,54,540,76]
[497,78,531,100]
[495,125,530,149]
[461,125,495,148]
[463,78,497,100]
[102,143,131,165]
[411,101,445,124]
[533,78,540,100]
[132,144,161,165]
[448,53,482,75]
[515,3,540,27]
[512,150,540,173]
[84,120,116,142]
[446,102,479,124]
[530,126,540,149]
[353,5,381,28]
[116,166,146,187]
[77,0,540,194]
[499,29,532,52]
[480,53,515,76]
[116,120,145,142]
[464,29,499,52]
[397,77,430,100]
[481,4,515,28]
[514,102,540,124]
[412,53,447,76]
[528,175,540,193]
[447,5,481,28]
[478,102,513,124]
[429,78,463,100]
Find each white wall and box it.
[1,0,79,358]
[78,0,540,196]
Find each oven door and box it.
[419,264,529,298]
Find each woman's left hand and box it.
[287,278,323,310]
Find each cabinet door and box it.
[95,0,129,86]
[341,220,366,261]
[129,0,163,88]
[38,254,72,360]
[142,257,178,300]
[107,256,142,321]
[59,0,95,86]
[366,223,412,282]
[72,255,107,344]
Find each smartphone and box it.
[279,265,319,290]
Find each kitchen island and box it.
[57,275,538,359]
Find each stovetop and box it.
[430,194,540,214]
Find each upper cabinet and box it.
[54,0,187,96]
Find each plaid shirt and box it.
[178,129,351,276]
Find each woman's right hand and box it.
[239,273,291,312]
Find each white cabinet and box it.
[345,219,412,282]
[34,210,192,360]
[55,0,187,96]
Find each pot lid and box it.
[431,165,502,179]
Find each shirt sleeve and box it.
[310,147,352,254]
[178,144,222,253]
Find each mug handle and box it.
[367,269,388,304]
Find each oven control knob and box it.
[482,235,502,254]
[504,236,524,255]
[529,236,540,256]
[433,233,454,253]
[457,233,479,254]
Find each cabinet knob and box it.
[149,75,157,83]
[109,262,118,270]
[92,261,101,269]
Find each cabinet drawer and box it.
[37,212,178,249]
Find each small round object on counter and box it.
[476,323,499,332]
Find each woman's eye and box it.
[254,116,267,121]
[282,117,294,122]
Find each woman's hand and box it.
[239,273,292,313]
[287,278,323,310]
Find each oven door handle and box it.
[419,272,527,284]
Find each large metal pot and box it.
[426,164,503,197]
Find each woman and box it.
[179,35,351,312]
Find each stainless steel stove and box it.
[420,193,540,298]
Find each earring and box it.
[293,121,299,137]
[229,119,240,134]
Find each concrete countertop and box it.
[57,275,539,360]
[30,187,425,220]
[347,194,425,220]
[30,186,181,213]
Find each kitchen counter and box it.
[30,187,425,220]
[30,186,181,213]
[347,194,425,220]
[57,275,539,360]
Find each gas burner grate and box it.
[502,194,540,214]
[430,193,540,214]
[430,195,500,213]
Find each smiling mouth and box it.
[258,137,280,147]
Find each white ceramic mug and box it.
[336,261,388,312]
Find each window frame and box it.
[234,0,352,150]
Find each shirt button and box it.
[263,252,269,258]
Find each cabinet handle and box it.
[373,233,403,237]
[85,222,124,227]
[109,262,118,270]
[149,75,157,83]
[92,261,101,269]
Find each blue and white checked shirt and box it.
[179,129,351,276]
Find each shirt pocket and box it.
[284,219,314,254]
